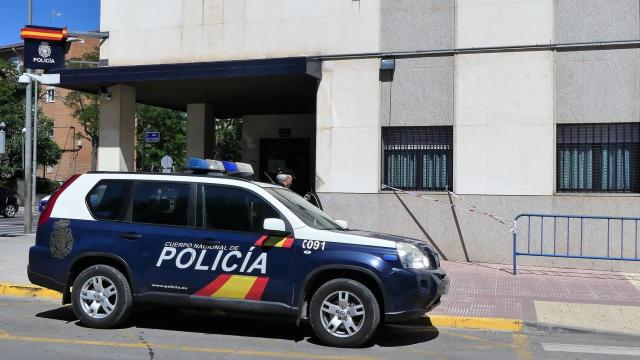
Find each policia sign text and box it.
[20,26,68,70]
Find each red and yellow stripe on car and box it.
[20,27,68,41]
[195,274,269,300]
[254,235,294,248]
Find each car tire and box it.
[71,265,133,329]
[309,278,380,348]
[3,204,16,218]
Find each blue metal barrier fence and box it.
[513,214,640,274]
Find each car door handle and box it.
[198,238,221,246]
[120,232,143,240]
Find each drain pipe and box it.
[311,39,640,61]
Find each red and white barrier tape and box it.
[382,184,517,233]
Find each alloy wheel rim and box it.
[80,276,117,319]
[320,290,365,338]
[6,205,15,217]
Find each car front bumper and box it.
[383,267,449,323]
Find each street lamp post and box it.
[22,128,26,170]
[17,72,61,233]
[23,0,34,234]
[32,79,38,206]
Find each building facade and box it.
[55,0,639,270]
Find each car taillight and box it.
[38,174,81,226]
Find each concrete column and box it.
[186,103,215,159]
[454,0,555,195]
[98,84,136,171]
[315,59,381,193]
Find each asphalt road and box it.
[0,297,639,360]
[0,212,36,237]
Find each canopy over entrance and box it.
[48,57,321,116]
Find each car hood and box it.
[338,229,436,254]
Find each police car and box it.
[28,158,448,347]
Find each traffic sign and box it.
[161,155,173,173]
[144,131,160,143]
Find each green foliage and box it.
[36,177,60,194]
[62,48,100,170]
[0,59,61,181]
[214,118,243,161]
[63,90,99,170]
[136,104,187,171]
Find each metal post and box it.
[24,0,33,234]
[141,140,145,171]
[513,230,517,275]
[22,129,25,170]
[32,80,38,206]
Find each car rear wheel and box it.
[3,204,16,218]
[309,278,380,348]
[71,265,132,328]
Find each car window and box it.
[132,182,190,227]
[87,180,131,220]
[265,187,342,231]
[203,185,280,233]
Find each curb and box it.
[426,315,523,332]
[0,283,61,300]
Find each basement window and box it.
[382,126,453,191]
[557,123,639,193]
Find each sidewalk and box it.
[0,235,34,284]
[1,236,640,336]
[433,261,640,335]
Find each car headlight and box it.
[396,242,432,269]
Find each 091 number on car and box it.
[302,240,326,251]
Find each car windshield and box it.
[265,187,342,231]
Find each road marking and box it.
[0,329,377,360]
[542,343,640,356]
[512,334,533,360]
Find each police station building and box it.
[51,0,640,270]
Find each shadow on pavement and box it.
[36,305,76,323]
[36,304,439,347]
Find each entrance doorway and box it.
[259,138,312,195]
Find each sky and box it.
[0,0,100,45]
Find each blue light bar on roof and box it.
[187,157,225,173]
[188,157,254,177]
[222,161,238,173]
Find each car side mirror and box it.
[335,220,348,229]
[263,218,287,234]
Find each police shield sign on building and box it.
[20,26,68,70]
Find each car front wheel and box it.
[309,278,381,348]
[3,204,16,218]
[71,265,133,328]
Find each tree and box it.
[135,104,187,171]
[0,59,61,185]
[62,49,100,170]
[213,118,242,161]
[63,90,99,170]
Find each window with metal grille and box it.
[557,123,639,193]
[382,126,453,191]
